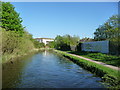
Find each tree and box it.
[94,15,119,41]
[63,35,80,46]
[54,35,80,51]
[94,15,120,55]
[1,2,24,33]
[54,35,65,50]
[1,2,36,58]
[32,39,45,48]
[79,37,93,42]
[46,41,55,48]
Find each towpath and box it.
[68,53,120,71]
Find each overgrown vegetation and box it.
[1,28,36,63]
[0,2,43,63]
[32,39,45,48]
[55,50,120,89]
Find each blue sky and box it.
[11,2,118,39]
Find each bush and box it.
[0,2,37,63]
[32,39,45,48]
[1,28,35,62]
[46,41,55,48]
[76,43,82,51]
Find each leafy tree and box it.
[94,15,120,55]
[46,41,55,48]
[32,39,45,48]
[1,2,24,33]
[54,35,65,50]
[79,37,93,42]
[70,35,80,46]
[94,15,119,41]
[63,34,80,46]
[1,2,37,62]
[54,35,80,51]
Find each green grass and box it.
[67,51,120,67]
[55,50,120,89]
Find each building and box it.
[35,38,54,45]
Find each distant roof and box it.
[35,38,54,40]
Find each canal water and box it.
[2,51,106,88]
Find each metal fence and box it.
[81,41,109,53]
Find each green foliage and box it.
[69,51,120,67]
[76,43,82,51]
[87,53,120,67]
[55,50,120,89]
[46,41,55,48]
[94,15,119,41]
[63,34,80,46]
[32,39,45,48]
[79,37,93,42]
[1,2,37,63]
[54,35,80,51]
[1,28,35,63]
[1,2,24,32]
[94,15,120,55]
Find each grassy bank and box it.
[67,51,120,67]
[54,50,120,89]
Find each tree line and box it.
[1,1,119,61]
[47,15,120,55]
[1,2,45,62]
[47,35,80,51]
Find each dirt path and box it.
[68,53,120,71]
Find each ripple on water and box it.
[2,51,107,88]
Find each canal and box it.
[2,51,106,88]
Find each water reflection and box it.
[2,54,34,88]
[2,51,106,88]
[43,50,47,56]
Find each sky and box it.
[11,2,118,39]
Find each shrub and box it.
[1,28,35,62]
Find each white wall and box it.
[42,39,54,45]
[81,41,109,53]
[36,38,54,45]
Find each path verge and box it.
[54,50,120,88]
[67,53,120,71]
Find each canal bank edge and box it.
[2,48,54,64]
[54,50,120,89]
[2,49,39,64]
